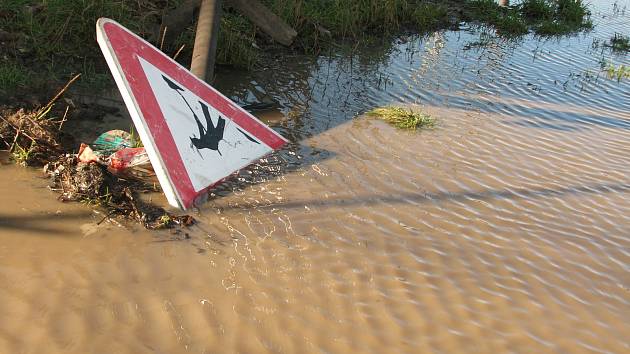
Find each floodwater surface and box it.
[1,1,630,353]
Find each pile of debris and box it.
[0,107,66,166]
[0,77,194,230]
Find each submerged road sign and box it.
[96,18,287,210]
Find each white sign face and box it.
[139,58,272,192]
[96,18,287,209]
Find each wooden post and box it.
[227,0,296,46]
[157,0,296,49]
[152,0,199,44]
[190,0,222,82]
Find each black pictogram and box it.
[162,75,260,157]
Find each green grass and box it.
[216,13,259,68]
[494,12,528,35]
[11,140,35,165]
[0,62,29,93]
[0,0,454,84]
[412,3,449,31]
[0,0,166,97]
[520,0,555,21]
[463,0,529,36]
[367,106,435,130]
[269,0,410,38]
[170,1,456,67]
[261,0,422,53]
[464,0,501,23]
[556,0,590,24]
[534,0,592,35]
[535,20,571,35]
[128,126,144,148]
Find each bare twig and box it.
[93,210,125,228]
[58,105,70,131]
[96,209,117,225]
[9,120,24,152]
[173,44,186,60]
[52,11,73,46]
[160,25,167,51]
[0,133,9,148]
[123,187,142,220]
[39,73,81,117]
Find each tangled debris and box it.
[45,155,193,229]
[0,107,66,165]
[0,76,194,230]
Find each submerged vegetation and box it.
[464,0,592,36]
[367,106,435,130]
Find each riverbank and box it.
[0,0,594,105]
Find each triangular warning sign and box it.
[96,18,287,210]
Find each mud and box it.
[1,0,629,353]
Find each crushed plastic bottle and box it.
[108,147,156,182]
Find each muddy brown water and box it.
[2,1,630,353]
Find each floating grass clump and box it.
[605,64,630,82]
[367,106,435,130]
[605,33,630,52]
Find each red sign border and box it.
[97,18,287,209]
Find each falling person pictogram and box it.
[162,75,261,158]
[162,75,227,156]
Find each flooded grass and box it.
[367,106,435,130]
[494,12,529,35]
[606,33,630,52]
[556,0,591,23]
[520,0,555,21]
[0,0,597,95]
[411,3,450,32]
[463,0,592,36]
